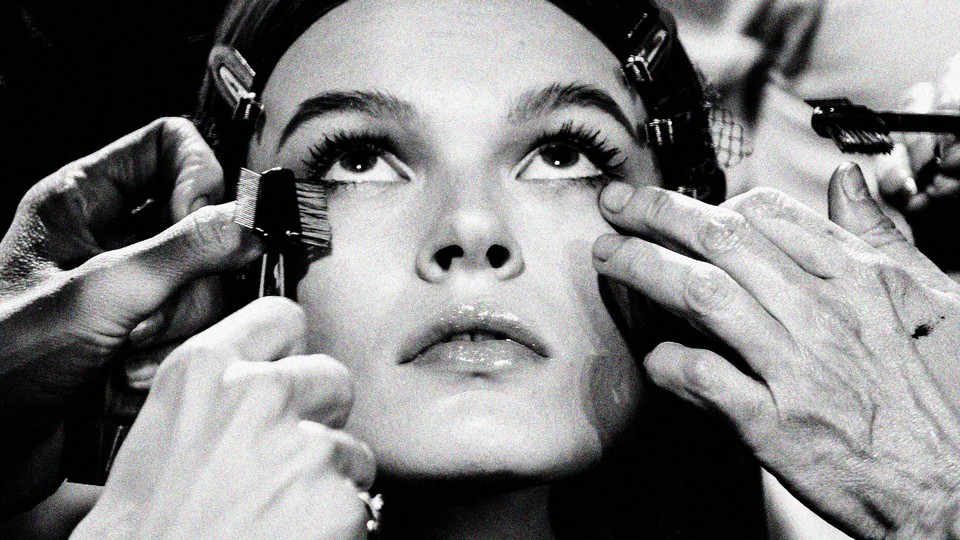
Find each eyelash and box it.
[302,130,398,190]
[526,121,627,186]
[300,122,628,189]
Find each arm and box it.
[0,118,262,515]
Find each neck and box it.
[378,481,555,540]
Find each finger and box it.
[875,143,918,208]
[828,162,958,293]
[722,187,852,279]
[77,203,263,330]
[593,234,792,377]
[145,298,308,424]
[894,82,938,173]
[940,136,960,174]
[298,421,376,490]
[66,117,224,228]
[599,182,814,313]
[644,342,771,439]
[124,340,185,391]
[128,277,223,347]
[224,354,353,428]
[193,296,308,362]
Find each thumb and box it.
[77,202,263,329]
[828,162,957,293]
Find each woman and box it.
[69,0,759,537]
[31,0,960,538]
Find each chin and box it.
[351,388,609,484]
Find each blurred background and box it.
[0,0,228,230]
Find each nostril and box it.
[487,244,510,269]
[434,245,464,271]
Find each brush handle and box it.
[878,112,960,134]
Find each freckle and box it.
[912,323,932,339]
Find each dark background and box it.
[0,1,230,231]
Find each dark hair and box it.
[195,1,760,537]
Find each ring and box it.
[357,491,384,533]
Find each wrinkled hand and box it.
[593,163,960,539]
[875,53,960,271]
[0,118,262,514]
[71,297,375,540]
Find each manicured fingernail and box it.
[840,163,869,201]
[593,234,628,262]
[129,311,166,345]
[190,196,210,213]
[600,182,635,213]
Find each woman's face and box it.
[248,0,658,483]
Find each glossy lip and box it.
[398,303,553,365]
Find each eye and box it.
[517,143,604,181]
[304,133,411,187]
[321,148,407,184]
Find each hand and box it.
[593,164,960,539]
[0,118,262,514]
[71,298,375,540]
[875,53,960,271]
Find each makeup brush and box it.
[808,98,960,155]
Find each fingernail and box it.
[901,177,918,198]
[593,234,628,262]
[129,311,166,345]
[600,182,635,213]
[840,163,869,201]
[190,196,210,214]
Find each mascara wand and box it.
[808,98,960,155]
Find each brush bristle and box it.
[234,168,261,229]
[827,126,894,155]
[295,181,331,256]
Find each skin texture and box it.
[72,298,375,539]
[593,163,960,539]
[247,0,652,484]
[0,118,262,516]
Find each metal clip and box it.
[646,118,674,146]
[624,27,669,84]
[232,92,263,125]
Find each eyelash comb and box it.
[209,45,331,300]
[808,98,960,155]
[233,167,330,298]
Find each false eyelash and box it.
[529,121,628,184]
[301,130,400,189]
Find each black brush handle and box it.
[878,112,960,134]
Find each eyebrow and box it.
[278,83,640,149]
[509,83,640,143]
[278,90,415,148]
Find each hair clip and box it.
[623,12,672,86]
[208,45,264,129]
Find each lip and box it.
[399,304,552,370]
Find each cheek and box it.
[560,238,643,450]
[520,197,643,452]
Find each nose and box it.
[415,184,525,284]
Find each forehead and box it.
[260,0,643,134]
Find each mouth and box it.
[399,304,552,371]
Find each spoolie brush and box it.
[233,167,330,299]
[808,98,960,155]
